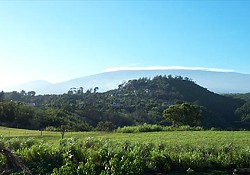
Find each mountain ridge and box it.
[2,69,250,94]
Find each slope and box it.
[3,69,250,94]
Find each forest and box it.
[0,75,249,131]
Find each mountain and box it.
[3,69,250,94]
[4,80,53,94]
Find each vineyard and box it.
[0,127,250,175]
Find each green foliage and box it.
[164,125,204,131]
[0,102,36,128]
[45,126,59,131]
[1,75,246,130]
[235,102,250,122]
[0,129,249,174]
[95,121,116,132]
[163,102,202,126]
[0,153,7,173]
[116,123,164,133]
[0,102,92,131]
[116,124,204,133]
[0,137,37,150]
[0,138,247,174]
[0,91,4,102]
[226,93,250,102]
[0,137,39,174]
[17,144,63,174]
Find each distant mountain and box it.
[4,80,53,94]
[3,69,250,94]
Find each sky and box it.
[1,1,250,88]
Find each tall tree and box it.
[94,87,99,93]
[163,102,202,126]
[27,91,36,97]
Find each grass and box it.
[0,126,250,147]
[0,126,250,175]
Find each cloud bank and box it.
[104,66,234,73]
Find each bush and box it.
[117,124,204,133]
[0,137,37,150]
[0,137,249,174]
[116,123,164,133]
[95,121,116,132]
[45,126,59,131]
[17,143,63,175]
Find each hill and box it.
[105,75,244,128]
[3,69,250,94]
[1,75,246,130]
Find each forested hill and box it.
[107,75,244,128]
[0,75,247,130]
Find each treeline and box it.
[226,93,250,128]
[0,101,92,131]
[0,75,249,130]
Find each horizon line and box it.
[104,66,234,73]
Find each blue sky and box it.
[1,1,250,87]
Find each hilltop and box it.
[1,75,247,130]
[3,68,250,94]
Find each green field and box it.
[0,127,250,175]
[1,126,249,147]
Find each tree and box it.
[29,109,48,130]
[27,91,36,97]
[163,102,202,126]
[60,125,68,139]
[20,90,26,96]
[94,87,99,93]
[77,87,84,94]
[9,91,22,101]
[68,87,77,94]
[235,102,250,123]
[96,121,116,132]
[86,88,93,94]
[0,91,4,101]
[0,102,17,123]
[15,104,35,128]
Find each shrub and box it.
[45,126,59,131]
[95,121,116,132]
[117,124,204,133]
[17,144,63,174]
[0,137,37,150]
[0,137,249,174]
[116,123,164,133]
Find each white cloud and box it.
[104,66,234,73]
